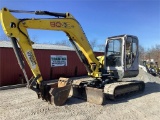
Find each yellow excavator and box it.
[143,60,160,77]
[0,8,145,105]
[155,62,160,77]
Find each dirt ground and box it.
[0,69,160,120]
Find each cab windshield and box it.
[106,39,122,67]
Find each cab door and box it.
[123,36,139,77]
[105,36,125,79]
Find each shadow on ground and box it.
[66,97,86,105]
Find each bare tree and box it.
[97,44,105,51]
[144,44,160,65]
[89,39,97,50]
[31,35,39,43]
[55,40,71,47]
[139,45,145,61]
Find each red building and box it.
[0,41,103,86]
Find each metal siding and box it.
[0,47,103,86]
[0,48,23,86]
[34,49,87,80]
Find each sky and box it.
[0,0,160,49]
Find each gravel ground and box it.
[0,69,160,120]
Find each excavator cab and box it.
[105,35,139,80]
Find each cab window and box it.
[126,37,137,69]
[106,39,122,67]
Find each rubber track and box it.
[104,81,145,99]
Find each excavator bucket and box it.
[42,77,72,106]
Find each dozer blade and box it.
[86,87,104,105]
[104,81,145,100]
[42,77,72,106]
[70,80,104,105]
